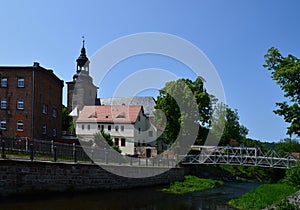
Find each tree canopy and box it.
[211,103,248,146]
[154,77,212,145]
[263,47,300,137]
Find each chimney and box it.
[33,62,40,67]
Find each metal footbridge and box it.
[181,145,298,169]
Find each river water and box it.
[0,182,259,210]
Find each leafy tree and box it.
[284,161,300,187]
[222,107,248,145]
[263,47,300,137]
[276,138,300,154]
[62,106,74,133]
[154,77,212,145]
[94,130,121,153]
[210,103,248,145]
[240,138,263,147]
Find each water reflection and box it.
[0,182,258,210]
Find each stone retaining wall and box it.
[0,159,184,196]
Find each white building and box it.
[76,105,159,155]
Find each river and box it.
[0,182,259,210]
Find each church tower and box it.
[66,37,99,115]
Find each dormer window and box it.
[116,112,126,118]
[89,112,97,118]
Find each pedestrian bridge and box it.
[181,145,298,169]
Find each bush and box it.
[284,161,300,187]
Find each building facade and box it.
[0,62,64,140]
[76,105,158,156]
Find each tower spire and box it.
[76,35,89,74]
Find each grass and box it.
[162,175,223,194]
[228,183,299,210]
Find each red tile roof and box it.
[76,105,143,124]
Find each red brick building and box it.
[0,62,64,140]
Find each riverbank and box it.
[183,164,286,183]
[162,175,223,194]
[229,183,299,209]
[263,190,300,209]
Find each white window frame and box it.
[17,120,23,131]
[0,120,6,130]
[1,98,7,109]
[1,78,7,87]
[17,99,24,110]
[17,77,24,87]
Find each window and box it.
[148,131,153,137]
[52,108,57,118]
[17,77,24,87]
[1,98,7,109]
[114,138,119,146]
[17,99,24,110]
[1,78,7,87]
[108,125,111,131]
[17,120,23,131]
[98,125,101,130]
[138,116,141,121]
[81,124,85,130]
[121,138,126,147]
[121,125,124,132]
[87,125,90,130]
[138,128,141,134]
[52,128,56,137]
[101,125,104,130]
[42,104,48,114]
[42,125,47,134]
[115,125,118,132]
[0,120,6,130]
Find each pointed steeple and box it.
[76,35,89,73]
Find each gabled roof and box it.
[100,97,156,117]
[76,105,143,124]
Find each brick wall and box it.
[0,160,184,196]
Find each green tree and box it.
[62,106,74,133]
[276,138,300,154]
[284,161,300,187]
[263,47,300,137]
[222,107,248,145]
[154,77,212,145]
[212,103,248,145]
[94,130,121,153]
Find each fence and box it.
[0,137,177,168]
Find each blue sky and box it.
[1,0,300,142]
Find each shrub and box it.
[284,161,300,187]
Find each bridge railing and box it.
[181,145,297,169]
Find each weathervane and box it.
[82,34,85,46]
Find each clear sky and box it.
[1,0,300,142]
